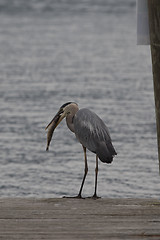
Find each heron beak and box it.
[45,109,65,130]
[45,108,66,151]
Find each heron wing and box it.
[74,108,116,162]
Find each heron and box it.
[45,102,117,199]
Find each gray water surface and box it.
[0,0,159,198]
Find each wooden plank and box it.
[0,198,160,239]
[148,0,160,172]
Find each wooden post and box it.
[148,0,160,173]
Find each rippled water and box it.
[0,1,159,199]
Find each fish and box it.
[45,114,60,151]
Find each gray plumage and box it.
[74,108,116,163]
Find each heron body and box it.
[45,102,117,198]
[74,108,116,163]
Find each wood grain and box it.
[0,198,160,239]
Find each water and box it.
[0,0,159,199]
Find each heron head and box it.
[45,102,78,150]
[45,102,78,130]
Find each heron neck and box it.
[66,114,75,132]
[66,106,79,133]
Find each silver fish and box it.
[45,114,60,151]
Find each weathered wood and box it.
[148,0,160,172]
[0,198,160,239]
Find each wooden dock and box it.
[0,198,160,239]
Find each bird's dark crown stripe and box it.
[60,102,76,109]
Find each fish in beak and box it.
[45,108,65,151]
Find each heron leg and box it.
[92,155,100,199]
[77,146,88,198]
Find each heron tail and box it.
[96,141,117,164]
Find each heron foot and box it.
[92,194,101,200]
[62,194,84,199]
[87,194,101,200]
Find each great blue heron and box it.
[45,102,117,198]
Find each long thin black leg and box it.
[63,146,88,199]
[92,155,100,199]
[77,146,88,198]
